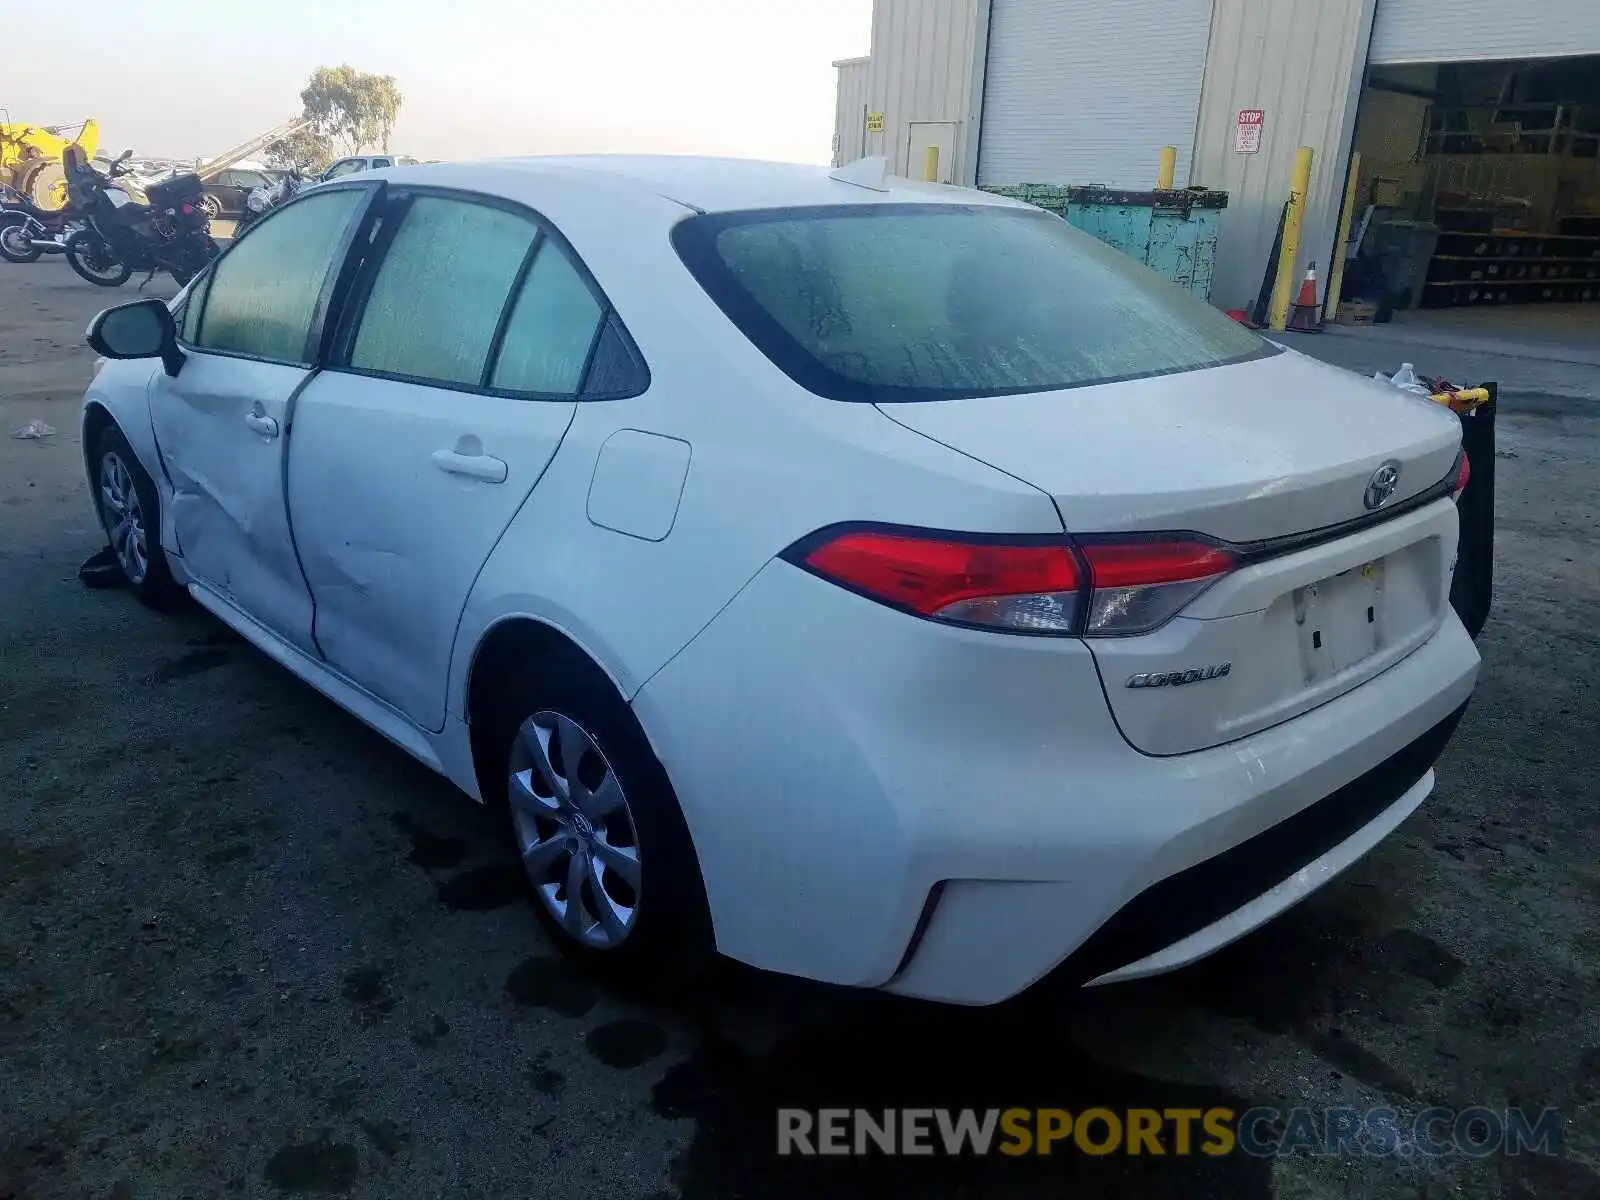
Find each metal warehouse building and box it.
[834,0,1600,336]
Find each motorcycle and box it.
[236,168,305,234]
[61,148,218,288]
[0,184,88,263]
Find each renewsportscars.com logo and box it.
[777,1106,1563,1159]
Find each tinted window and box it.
[581,315,650,398]
[672,204,1272,404]
[489,241,603,394]
[192,188,365,363]
[349,196,535,386]
[323,160,364,179]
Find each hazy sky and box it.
[4,0,872,163]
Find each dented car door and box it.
[286,190,607,731]
[149,183,379,652]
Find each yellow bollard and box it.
[1268,146,1315,332]
[1156,146,1177,191]
[924,144,940,183]
[1324,150,1361,324]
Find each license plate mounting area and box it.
[1293,559,1384,685]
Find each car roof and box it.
[378,154,1032,215]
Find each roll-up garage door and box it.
[1370,0,1600,64]
[977,0,1214,189]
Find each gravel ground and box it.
[2,260,1597,1199]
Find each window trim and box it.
[175,180,386,370]
[670,202,1279,405]
[324,184,646,403]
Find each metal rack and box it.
[1422,228,1600,307]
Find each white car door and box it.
[288,190,610,731]
[151,182,380,654]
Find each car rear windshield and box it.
[671,203,1274,404]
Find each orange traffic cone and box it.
[1288,262,1322,332]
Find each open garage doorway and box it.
[1332,53,1600,364]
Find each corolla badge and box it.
[1126,663,1231,688]
[1363,460,1402,510]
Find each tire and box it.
[0,216,42,264]
[64,229,132,287]
[482,646,714,996]
[90,422,185,610]
[20,160,67,211]
[198,194,223,220]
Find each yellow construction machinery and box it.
[1,115,100,209]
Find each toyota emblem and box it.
[1363,460,1402,510]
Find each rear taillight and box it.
[1450,450,1470,502]
[1077,540,1236,636]
[799,530,1081,633]
[789,527,1235,637]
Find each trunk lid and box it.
[876,346,1462,544]
[878,348,1466,755]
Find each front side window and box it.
[323,160,364,180]
[178,273,209,343]
[349,196,536,386]
[190,188,367,363]
[672,204,1273,404]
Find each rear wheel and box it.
[92,423,184,610]
[483,647,714,995]
[0,216,40,263]
[64,229,132,287]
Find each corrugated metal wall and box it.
[832,58,870,167]
[1371,0,1600,64]
[978,0,1214,189]
[1191,0,1377,312]
[855,0,984,180]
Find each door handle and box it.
[243,411,279,439]
[431,448,508,484]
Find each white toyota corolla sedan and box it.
[81,154,1479,1005]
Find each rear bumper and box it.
[895,702,1465,1000]
[632,560,1479,1005]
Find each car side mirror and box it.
[87,298,185,377]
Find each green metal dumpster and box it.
[983,184,1229,301]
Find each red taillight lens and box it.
[792,528,1237,636]
[1451,451,1470,502]
[800,531,1082,633]
[1079,540,1236,636]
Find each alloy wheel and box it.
[508,710,642,949]
[99,451,149,585]
[0,223,32,257]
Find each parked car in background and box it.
[76,156,1479,1007]
[199,167,283,220]
[319,154,420,181]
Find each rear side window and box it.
[350,196,536,386]
[672,204,1272,404]
[190,187,366,363]
[489,241,603,394]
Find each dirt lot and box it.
[2,260,1597,1199]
